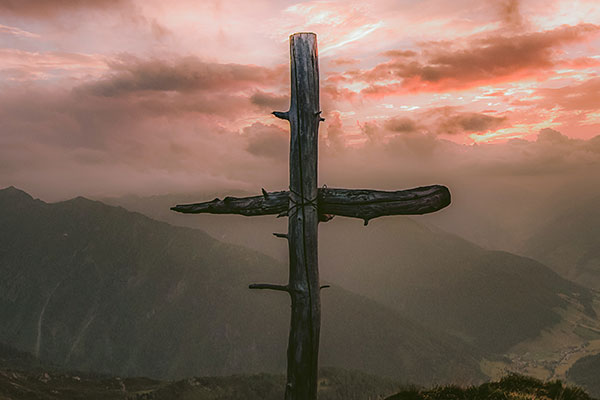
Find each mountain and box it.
[0,342,51,372]
[521,195,600,290]
[102,191,290,261]
[104,191,595,354]
[318,217,596,353]
[567,353,600,398]
[0,186,483,384]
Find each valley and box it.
[2,186,600,397]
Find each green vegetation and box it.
[386,374,594,400]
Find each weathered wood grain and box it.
[170,31,452,400]
[284,32,321,400]
[171,185,451,224]
[170,190,288,216]
[320,185,450,225]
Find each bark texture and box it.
[319,185,450,225]
[285,32,321,400]
[171,185,451,224]
[170,31,452,400]
[171,190,288,216]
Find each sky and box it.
[0,0,599,201]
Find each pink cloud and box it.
[0,0,129,18]
[333,23,599,97]
[534,78,600,111]
[0,0,599,199]
[0,49,108,81]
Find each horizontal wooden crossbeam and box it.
[170,185,450,225]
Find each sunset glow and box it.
[0,0,598,199]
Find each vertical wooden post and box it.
[285,32,321,400]
[172,30,451,400]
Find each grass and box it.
[386,374,594,400]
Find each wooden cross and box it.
[171,32,451,400]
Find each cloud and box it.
[0,0,598,204]
[2,72,599,206]
[244,123,289,162]
[533,77,600,111]
[319,125,600,190]
[324,111,346,150]
[379,107,507,136]
[425,107,508,135]
[537,127,572,144]
[20,55,289,122]
[276,2,382,56]
[339,23,599,96]
[82,56,285,97]
[498,0,525,30]
[0,0,129,18]
[0,23,39,38]
[0,49,108,81]
[471,129,600,176]
[0,53,294,200]
[384,117,419,133]
[329,58,361,66]
[249,91,289,111]
[379,50,417,58]
[0,83,289,200]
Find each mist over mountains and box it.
[522,195,600,289]
[2,184,600,396]
[104,189,598,353]
[0,186,482,384]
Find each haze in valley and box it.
[1,0,600,398]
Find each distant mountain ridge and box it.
[104,190,596,354]
[0,186,483,384]
[318,217,596,352]
[522,195,600,290]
